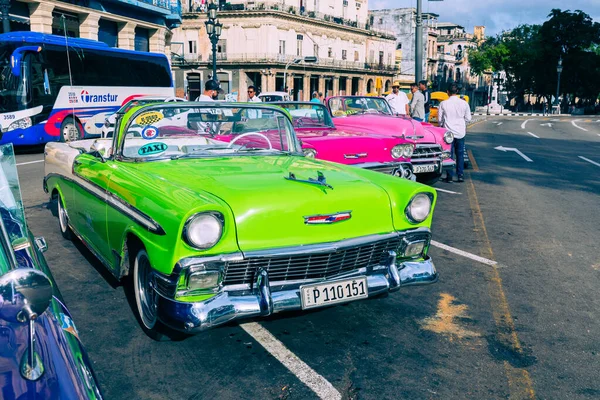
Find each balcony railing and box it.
[183,1,394,38]
[172,52,398,72]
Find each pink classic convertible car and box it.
[276,102,416,180]
[326,96,455,185]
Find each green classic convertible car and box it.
[44,103,438,340]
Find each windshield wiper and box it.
[285,171,333,190]
[236,147,285,153]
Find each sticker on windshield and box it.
[136,111,164,126]
[141,125,159,140]
[138,142,167,156]
[59,313,80,340]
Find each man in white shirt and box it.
[385,81,409,115]
[247,86,261,102]
[438,83,472,183]
[196,80,221,101]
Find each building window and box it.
[342,50,347,60]
[328,47,333,58]
[369,49,374,63]
[296,35,303,57]
[343,0,348,6]
[217,39,227,54]
[394,15,399,22]
[379,18,383,24]
[98,19,118,47]
[52,10,80,38]
[387,53,392,66]
[354,51,359,61]
[188,40,197,54]
[134,27,150,52]
[279,40,286,55]
[314,44,319,57]
[356,1,361,8]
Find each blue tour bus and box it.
[0,32,174,145]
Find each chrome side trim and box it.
[46,172,165,235]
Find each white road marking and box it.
[431,240,498,267]
[494,146,533,162]
[540,123,553,127]
[526,132,539,138]
[571,120,588,131]
[240,322,342,400]
[495,122,503,126]
[436,188,462,195]
[579,156,600,168]
[16,159,44,166]
[520,119,531,130]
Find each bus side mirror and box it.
[10,46,42,77]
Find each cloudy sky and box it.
[369,0,600,36]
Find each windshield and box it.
[121,104,300,160]
[278,103,335,129]
[0,44,26,113]
[0,144,27,244]
[329,96,393,117]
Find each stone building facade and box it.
[171,0,397,100]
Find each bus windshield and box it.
[0,44,26,113]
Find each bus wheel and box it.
[60,117,83,142]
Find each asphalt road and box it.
[13,116,600,400]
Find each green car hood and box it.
[133,155,396,251]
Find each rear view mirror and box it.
[0,268,53,380]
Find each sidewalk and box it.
[472,112,572,117]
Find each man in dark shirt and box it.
[419,80,431,123]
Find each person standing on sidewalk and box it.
[386,81,409,115]
[409,83,425,121]
[419,80,431,122]
[247,86,261,102]
[439,83,472,183]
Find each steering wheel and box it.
[227,132,273,150]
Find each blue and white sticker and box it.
[59,313,80,340]
[141,125,159,140]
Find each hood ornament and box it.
[304,211,352,224]
[285,171,333,190]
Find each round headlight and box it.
[184,213,223,249]
[405,193,432,223]
[403,144,414,158]
[444,130,454,144]
[391,145,405,159]
[303,148,317,158]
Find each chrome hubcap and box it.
[135,251,157,329]
[62,123,79,142]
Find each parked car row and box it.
[90,95,456,185]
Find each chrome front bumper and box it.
[155,254,437,333]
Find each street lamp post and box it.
[205,2,222,83]
[0,0,11,33]
[555,55,563,113]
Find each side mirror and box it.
[88,141,107,162]
[0,269,53,380]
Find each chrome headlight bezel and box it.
[405,193,434,224]
[183,212,224,250]
[392,144,412,159]
[444,130,454,144]
[303,148,317,158]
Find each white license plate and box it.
[414,164,437,173]
[300,277,368,310]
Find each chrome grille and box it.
[222,236,402,286]
[365,165,397,174]
[411,144,443,160]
